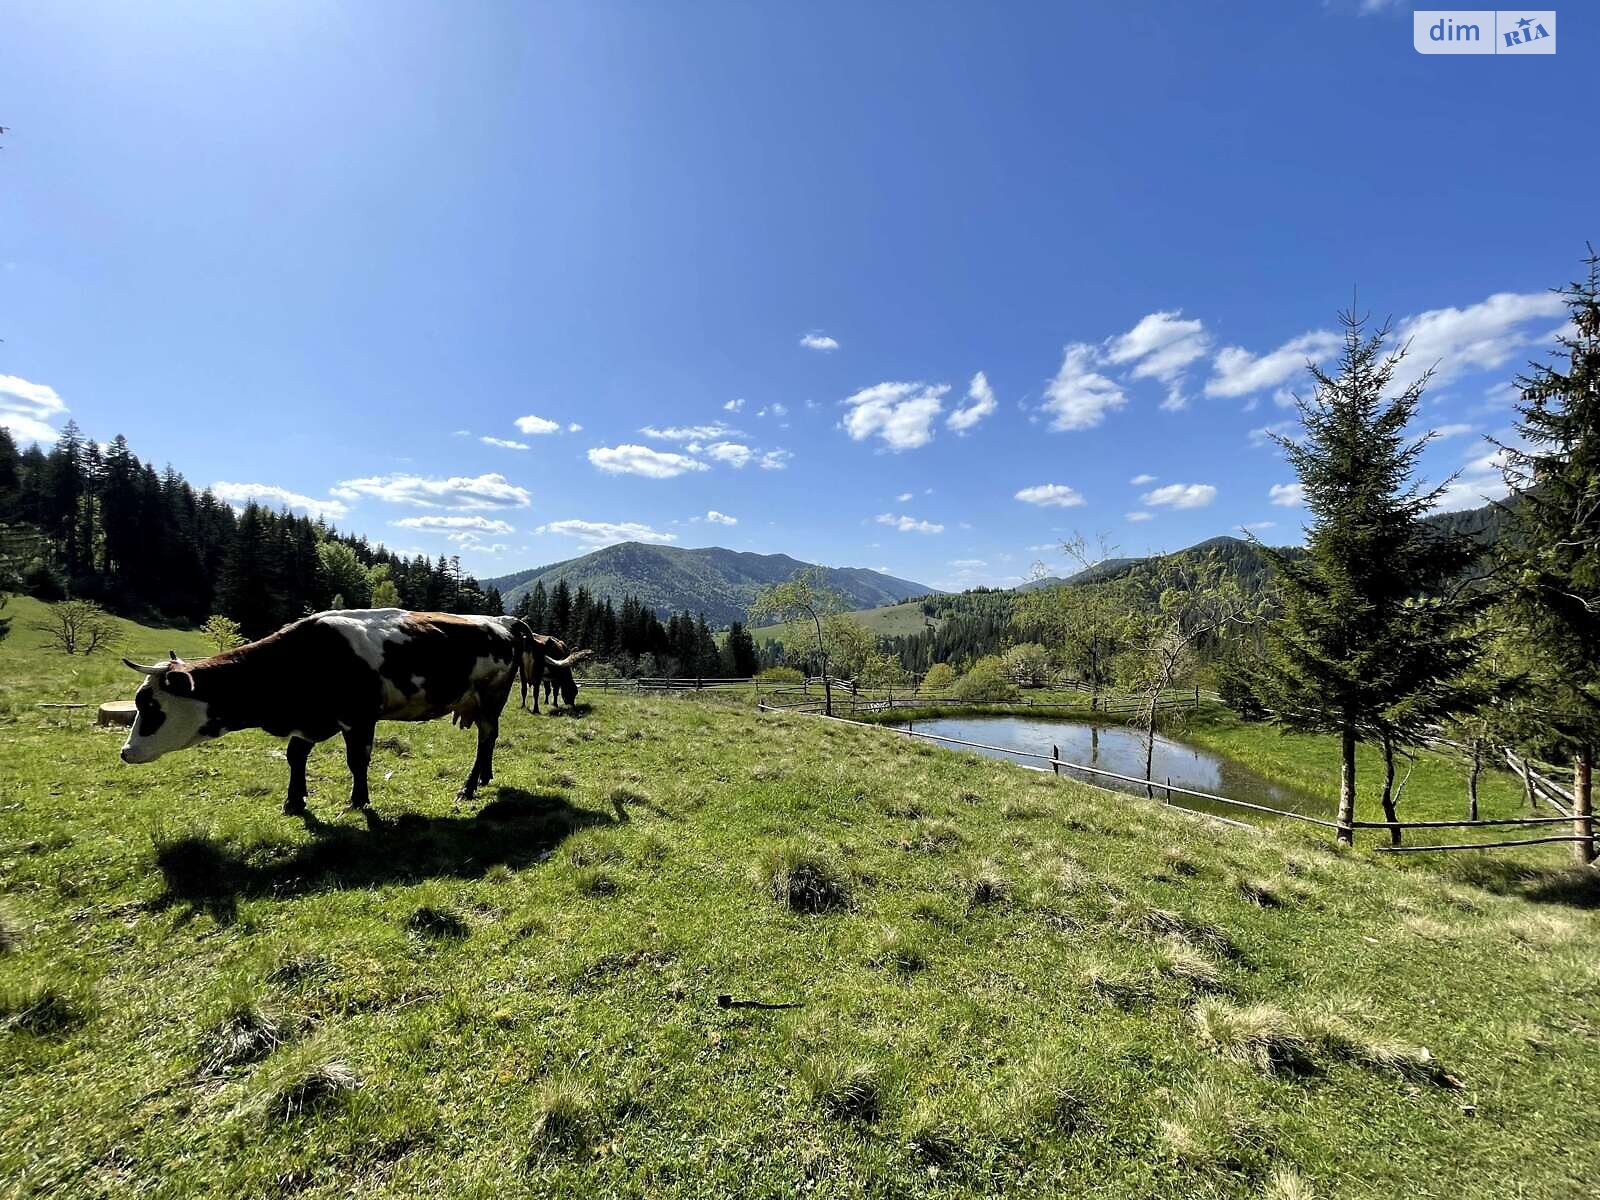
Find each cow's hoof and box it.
[347,796,369,811]
[284,797,308,816]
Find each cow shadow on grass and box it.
[150,788,614,924]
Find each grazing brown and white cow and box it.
[505,620,591,714]
[120,610,528,813]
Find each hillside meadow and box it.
[2,599,1599,1198]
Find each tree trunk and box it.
[1575,746,1594,866]
[1467,742,1480,823]
[1337,726,1356,847]
[1378,733,1400,846]
[1143,694,1158,798]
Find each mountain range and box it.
[482,543,933,627]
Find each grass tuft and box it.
[1263,1164,1318,1200]
[199,989,285,1074]
[966,869,1010,909]
[758,844,852,914]
[799,1055,881,1123]
[1236,876,1285,908]
[903,1102,962,1164]
[868,929,928,974]
[405,906,470,939]
[0,903,22,954]
[574,867,622,897]
[241,1046,361,1122]
[1126,904,1240,960]
[1158,1079,1275,1176]
[528,1076,595,1153]
[1156,940,1229,994]
[1,977,90,1036]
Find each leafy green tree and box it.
[822,614,875,679]
[1013,579,1132,688]
[371,578,402,608]
[1496,250,1600,862]
[1253,309,1483,844]
[201,614,245,653]
[921,662,958,692]
[317,541,371,609]
[950,655,1018,702]
[1002,642,1054,687]
[750,567,844,714]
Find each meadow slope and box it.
[2,601,1599,1199]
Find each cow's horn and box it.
[123,658,167,676]
[546,648,595,669]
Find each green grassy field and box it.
[3,598,1600,1198]
[751,600,939,646]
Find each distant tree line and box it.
[509,578,759,678]
[0,424,502,637]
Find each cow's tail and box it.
[506,617,534,709]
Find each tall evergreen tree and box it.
[1254,309,1483,844]
[1497,250,1600,863]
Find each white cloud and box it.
[949,558,987,568]
[480,436,530,450]
[568,422,582,433]
[392,515,514,535]
[800,332,840,351]
[895,491,914,502]
[1268,483,1304,507]
[211,482,350,521]
[704,510,738,525]
[1430,423,1476,439]
[842,382,947,451]
[1142,482,1217,509]
[724,398,745,412]
[0,374,68,444]
[758,402,789,419]
[1015,483,1086,509]
[1042,344,1126,431]
[1129,473,1157,486]
[947,370,998,433]
[875,513,944,534]
[1434,446,1512,512]
[640,422,738,442]
[1105,310,1210,410]
[587,444,709,479]
[1241,520,1277,531]
[1206,330,1342,399]
[1391,291,1566,391]
[704,441,754,468]
[514,415,562,435]
[1126,511,1153,523]
[332,472,531,510]
[537,519,679,546]
[759,448,793,470]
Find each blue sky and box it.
[2,1,1593,592]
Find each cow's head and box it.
[119,654,220,763]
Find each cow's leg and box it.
[455,713,500,805]
[344,722,375,809]
[528,666,542,714]
[284,736,313,815]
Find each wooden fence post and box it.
[1575,749,1595,865]
[1052,744,1060,776]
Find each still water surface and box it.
[909,715,1325,820]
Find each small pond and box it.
[908,715,1327,822]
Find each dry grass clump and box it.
[868,929,928,975]
[1263,1165,1319,1200]
[966,869,1011,909]
[573,868,622,897]
[898,818,961,854]
[999,1062,1091,1137]
[1235,876,1285,909]
[546,771,577,789]
[528,1076,595,1152]
[199,992,285,1074]
[902,1101,963,1164]
[1125,903,1240,961]
[240,1044,361,1122]
[1159,846,1200,879]
[1191,999,1462,1087]
[1084,963,1154,1009]
[1155,940,1229,994]
[1000,798,1049,820]
[1158,1079,1275,1177]
[373,733,411,757]
[799,1055,882,1123]
[405,906,470,940]
[749,763,782,782]
[758,844,852,914]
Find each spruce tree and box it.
[1256,308,1483,843]
[1497,250,1600,862]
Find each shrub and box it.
[201,614,245,653]
[921,662,958,692]
[950,656,1018,702]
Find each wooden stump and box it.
[97,701,136,728]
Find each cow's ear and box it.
[163,668,196,697]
